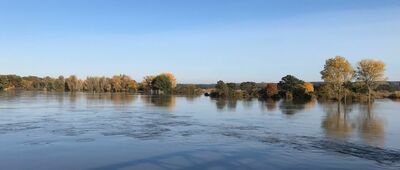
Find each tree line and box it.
[0,73,201,95]
[1,56,398,101]
[0,74,139,93]
[209,56,399,102]
[208,75,315,101]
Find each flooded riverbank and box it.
[0,92,399,169]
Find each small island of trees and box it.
[208,56,399,103]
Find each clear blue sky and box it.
[0,0,399,83]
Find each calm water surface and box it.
[0,92,400,170]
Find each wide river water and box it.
[0,92,399,170]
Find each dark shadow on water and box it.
[90,149,262,170]
[214,128,400,166]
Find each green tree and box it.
[239,82,258,97]
[211,80,229,98]
[175,84,201,95]
[226,83,237,90]
[278,75,305,99]
[226,82,239,98]
[151,75,173,94]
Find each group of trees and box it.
[0,75,139,93]
[82,75,138,93]
[139,73,177,94]
[174,84,203,95]
[0,56,394,103]
[211,81,260,98]
[211,81,248,98]
[0,73,180,94]
[277,75,314,100]
[320,56,386,103]
[210,75,314,101]
[208,56,389,103]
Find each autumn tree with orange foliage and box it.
[303,83,314,93]
[356,59,386,102]
[262,83,279,98]
[320,56,354,102]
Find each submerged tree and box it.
[260,83,279,99]
[159,73,176,88]
[356,59,386,102]
[320,56,354,103]
[239,81,258,97]
[212,80,228,98]
[65,75,80,92]
[141,75,156,92]
[54,76,65,91]
[111,75,122,92]
[151,74,173,94]
[278,75,305,100]
[175,84,202,95]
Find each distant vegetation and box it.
[1,56,399,102]
[208,75,314,101]
[208,56,399,102]
[0,73,195,95]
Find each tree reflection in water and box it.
[184,95,201,102]
[84,93,137,106]
[141,95,176,111]
[321,102,385,147]
[357,104,385,147]
[213,99,238,111]
[278,100,307,115]
[213,98,316,114]
[304,99,317,111]
[242,99,253,109]
[69,92,78,104]
[215,99,227,111]
[321,102,353,139]
[227,100,237,111]
[261,99,278,111]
